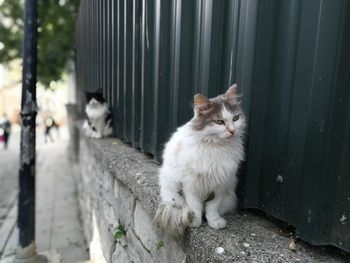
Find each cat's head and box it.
[85,89,106,106]
[191,84,246,140]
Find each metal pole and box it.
[15,0,38,262]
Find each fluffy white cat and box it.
[155,84,246,236]
[83,90,112,139]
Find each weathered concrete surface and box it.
[77,136,349,263]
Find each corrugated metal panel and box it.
[75,0,350,252]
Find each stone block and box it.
[133,201,186,263]
[101,171,115,205]
[125,230,154,263]
[113,179,135,229]
[98,202,117,261]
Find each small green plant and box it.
[114,224,126,240]
[156,240,164,251]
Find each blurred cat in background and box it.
[83,89,112,139]
[155,84,246,236]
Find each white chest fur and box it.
[86,102,108,120]
[185,141,242,193]
[164,124,244,198]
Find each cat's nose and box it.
[228,128,236,135]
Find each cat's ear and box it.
[85,91,91,100]
[194,94,211,114]
[194,94,210,107]
[225,84,237,99]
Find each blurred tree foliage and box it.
[0,0,80,87]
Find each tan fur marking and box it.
[174,140,182,156]
[194,94,210,107]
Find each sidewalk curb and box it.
[0,198,17,258]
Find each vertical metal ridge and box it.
[102,0,106,95]
[152,0,161,155]
[97,0,101,91]
[176,0,195,126]
[307,0,323,110]
[104,0,108,99]
[107,0,111,103]
[86,0,89,92]
[169,0,182,128]
[223,0,240,89]
[199,0,213,95]
[139,0,156,153]
[277,0,303,221]
[94,0,98,92]
[125,0,134,143]
[131,0,141,147]
[111,0,115,107]
[192,0,202,94]
[116,0,125,137]
[139,0,146,149]
[81,1,85,91]
[295,0,333,225]
[239,0,274,208]
[123,0,128,139]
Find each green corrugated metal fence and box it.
[75,0,350,252]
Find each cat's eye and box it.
[213,119,225,125]
[233,115,240,121]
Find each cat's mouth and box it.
[225,133,235,139]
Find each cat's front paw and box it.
[208,217,227,229]
[190,216,202,228]
[92,133,102,139]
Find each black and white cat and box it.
[83,90,112,138]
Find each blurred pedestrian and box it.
[44,116,58,143]
[0,115,11,149]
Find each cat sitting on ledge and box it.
[83,89,112,139]
[155,84,246,236]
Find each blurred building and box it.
[0,60,69,128]
[0,61,21,124]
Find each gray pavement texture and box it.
[0,131,19,230]
[84,137,350,263]
[0,130,89,263]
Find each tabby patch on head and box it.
[191,84,245,140]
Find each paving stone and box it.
[5,139,89,262]
[58,246,90,263]
[50,229,86,250]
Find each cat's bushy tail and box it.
[154,204,194,237]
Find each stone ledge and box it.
[82,136,160,217]
[79,136,345,263]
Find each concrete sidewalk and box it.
[0,139,89,263]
